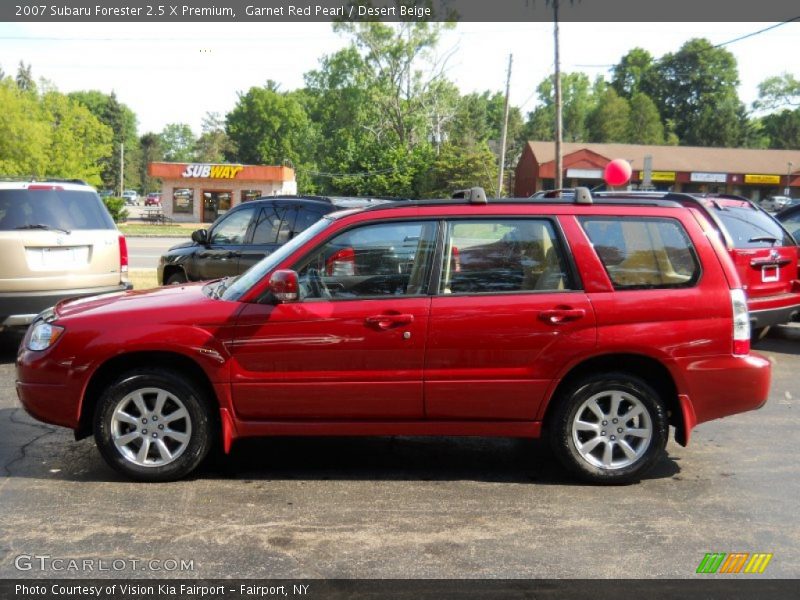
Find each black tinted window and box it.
[714,207,793,248]
[0,189,115,231]
[581,217,700,289]
[252,205,286,244]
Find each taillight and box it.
[28,184,63,190]
[118,235,129,273]
[326,247,355,276]
[731,288,750,355]
[451,246,461,272]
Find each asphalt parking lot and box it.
[0,326,798,579]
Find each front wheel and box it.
[549,373,668,484]
[166,271,188,285]
[93,369,213,481]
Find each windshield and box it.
[714,206,793,248]
[220,216,334,301]
[0,189,115,231]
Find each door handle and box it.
[365,314,415,330]
[538,308,586,325]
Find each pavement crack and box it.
[3,408,59,476]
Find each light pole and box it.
[788,162,794,197]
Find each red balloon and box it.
[603,159,632,187]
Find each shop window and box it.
[241,190,262,202]
[173,188,194,214]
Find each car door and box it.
[194,205,257,280]
[424,217,596,421]
[230,218,438,420]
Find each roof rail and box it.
[452,187,488,204]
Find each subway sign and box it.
[181,164,244,179]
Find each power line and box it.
[713,17,799,48]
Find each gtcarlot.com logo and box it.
[14,554,194,573]
[696,552,773,574]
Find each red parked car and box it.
[16,188,771,483]
[145,193,161,206]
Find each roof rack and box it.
[452,187,488,204]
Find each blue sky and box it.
[1,21,797,135]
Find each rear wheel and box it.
[751,326,769,343]
[549,373,668,484]
[93,369,212,481]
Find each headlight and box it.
[27,322,65,351]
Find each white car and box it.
[122,190,139,206]
[760,195,791,212]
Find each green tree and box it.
[611,48,654,99]
[15,61,36,94]
[139,132,163,193]
[159,123,196,162]
[194,111,235,162]
[627,92,664,144]
[423,142,497,198]
[587,88,631,142]
[0,79,49,175]
[523,72,594,142]
[69,90,139,191]
[226,85,318,189]
[754,73,800,112]
[643,38,744,146]
[41,91,112,185]
[759,109,800,149]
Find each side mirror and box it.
[191,229,208,244]
[267,270,299,303]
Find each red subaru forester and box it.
[16,189,771,483]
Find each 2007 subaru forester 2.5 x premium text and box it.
[16,188,772,483]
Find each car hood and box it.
[168,240,196,252]
[54,282,220,322]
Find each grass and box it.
[118,223,192,236]
[129,269,159,290]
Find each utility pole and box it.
[553,0,563,190]
[119,142,124,197]
[497,54,513,198]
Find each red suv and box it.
[16,188,771,483]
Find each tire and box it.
[93,368,213,481]
[549,373,668,484]
[751,326,769,343]
[166,271,188,285]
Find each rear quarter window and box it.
[0,189,115,231]
[580,217,700,290]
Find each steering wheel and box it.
[306,268,331,299]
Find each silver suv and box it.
[0,180,131,332]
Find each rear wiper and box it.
[748,236,778,245]
[15,223,71,234]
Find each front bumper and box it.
[0,283,132,329]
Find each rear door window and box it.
[0,190,115,231]
[440,219,574,294]
[581,217,700,289]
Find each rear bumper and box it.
[0,283,132,329]
[748,300,800,328]
[677,353,771,428]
